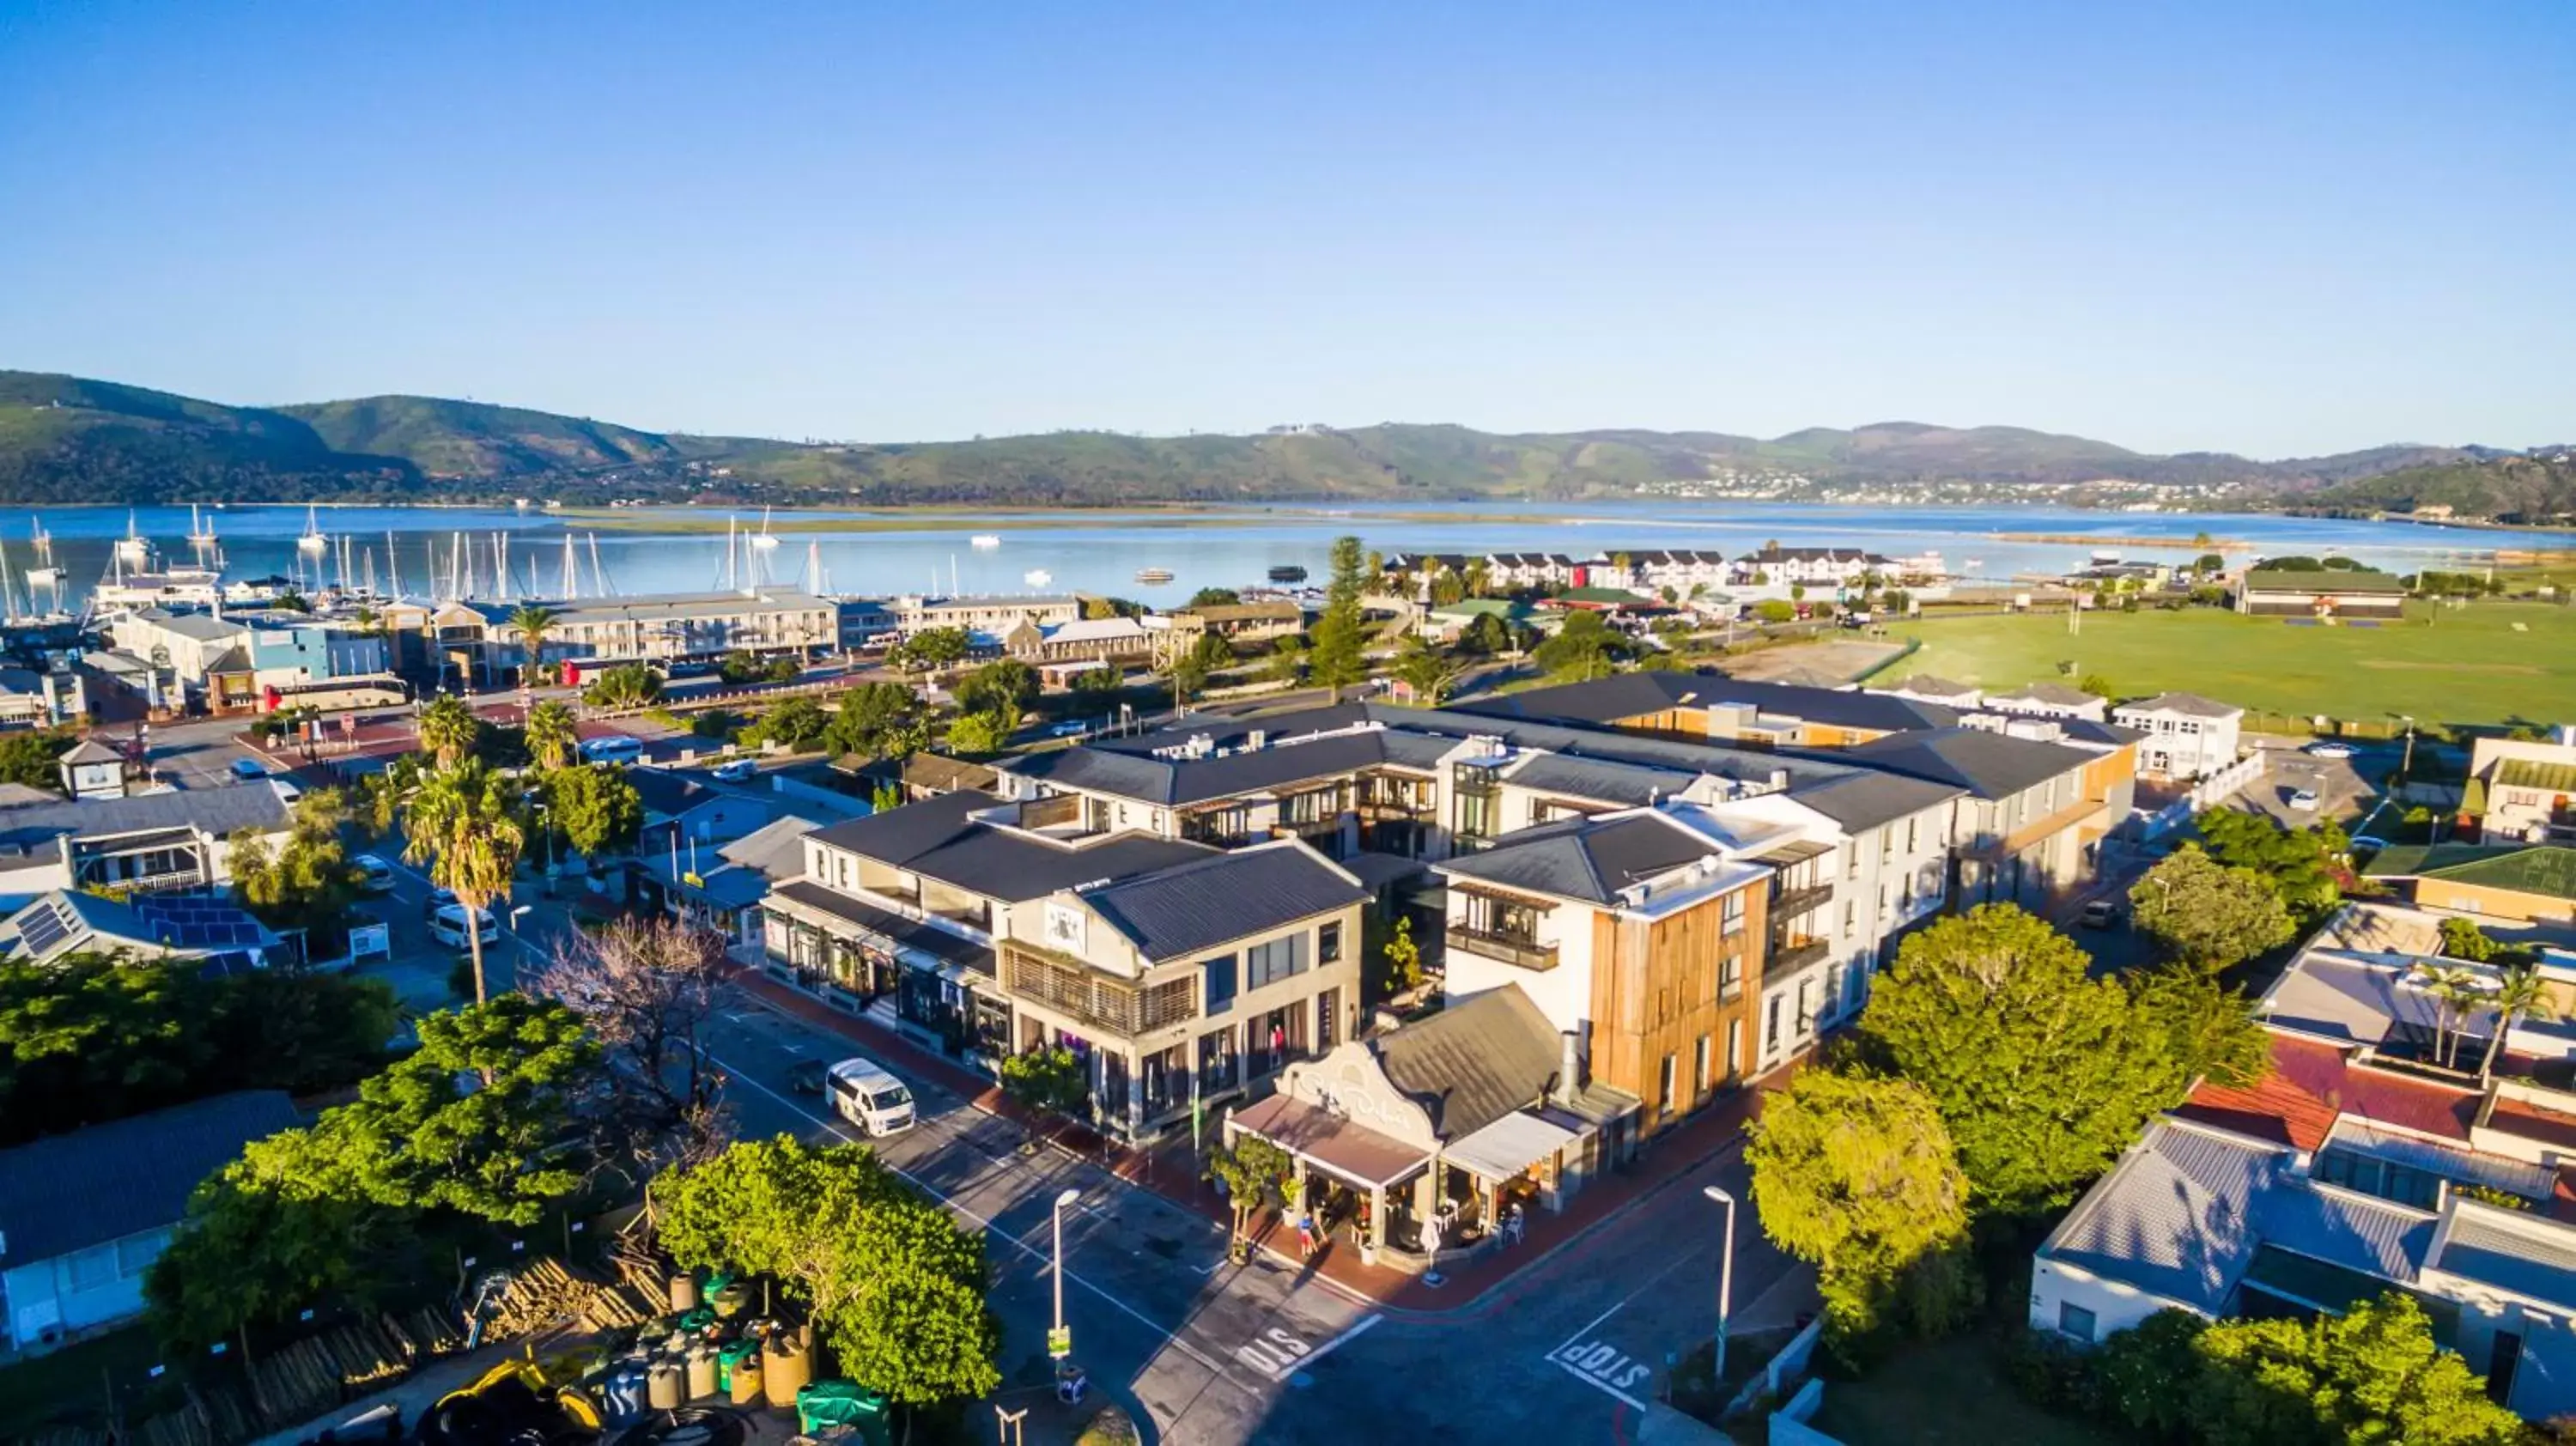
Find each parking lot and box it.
[2228,737,2398,827]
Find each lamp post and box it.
[2397,714,2417,785]
[1704,1184,1737,1384]
[1049,1187,1081,1358]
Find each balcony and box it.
[1771,880,1834,920]
[1771,936,1830,973]
[1002,942,1198,1039]
[1446,925,1559,972]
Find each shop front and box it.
[761,879,1002,1061]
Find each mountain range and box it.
[0,368,2556,517]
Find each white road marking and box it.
[712,1052,1230,1377]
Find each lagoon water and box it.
[14,501,2564,609]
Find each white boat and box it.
[297,504,329,555]
[24,518,63,589]
[114,511,153,567]
[1024,568,1054,588]
[186,503,218,550]
[969,534,1003,549]
[748,505,781,551]
[1134,568,1175,585]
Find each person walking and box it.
[1296,1209,1318,1260]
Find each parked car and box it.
[229,756,267,780]
[1047,720,1089,738]
[2288,787,2322,811]
[2304,741,2357,760]
[428,902,500,951]
[2078,899,2124,930]
[354,854,396,895]
[825,1057,917,1137]
[580,735,645,765]
[422,886,459,921]
[711,757,758,783]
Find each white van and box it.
[826,1057,917,1137]
[580,735,645,765]
[428,902,500,951]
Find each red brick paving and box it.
[727,966,1792,1315]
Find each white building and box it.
[2111,692,2245,781]
[1983,682,2111,724]
[1735,545,1892,586]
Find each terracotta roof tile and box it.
[2177,1034,2476,1152]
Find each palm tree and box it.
[404,760,526,1006]
[526,700,578,773]
[1461,559,1491,600]
[507,605,561,702]
[2412,962,2484,1070]
[2479,964,2562,1085]
[417,694,480,768]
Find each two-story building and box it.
[1603,550,1741,597]
[1455,673,1959,750]
[2111,692,2245,781]
[1984,682,2111,724]
[889,593,1083,638]
[2460,734,2576,844]
[1004,616,1162,665]
[1735,545,1891,586]
[1844,724,2136,912]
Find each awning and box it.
[1443,1109,1577,1182]
[1229,1094,1431,1190]
[1753,838,1833,867]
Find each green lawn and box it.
[0,1324,175,1437]
[1807,1336,2123,1446]
[1880,602,2576,733]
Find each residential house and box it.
[1483,554,1586,591]
[0,782,293,906]
[0,890,287,972]
[2111,692,2246,781]
[1735,545,1892,586]
[1225,982,1636,1268]
[999,840,1367,1144]
[1984,682,2111,723]
[1844,725,2136,911]
[0,1092,303,1350]
[2234,568,2409,619]
[1605,550,1741,598]
[2460,735,2576,844]
[2361,844,2576,927]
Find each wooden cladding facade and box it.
[1586,880,1768,1139]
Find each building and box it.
[998,840,1367,1144]
[0,781,294,904]
[1434,805,1775,1140]
[422,585,840,684]
[2111,692,2246,781]
[2459,735,2576,844]
[1420,598,1540,644]
[1224,982,1636,1268]
[629,812,820,950]
[835,597,898,650]
[1874,674,1984,710]
[1735,545,1892,586]
[2360,844,2576,927]
[1605,550,1740,597]
[1983,682,2111,723]
[104,607,247,688]
[1004,615,1162,664]
[1844,724,2136,912]
[1482,554,1586,590]
[0,1091,303,1350]
[0,665,85,727]
[888,593,1082,638]
[0,890,287,971]
[1168,600,1305,643]
[2234,568,2409,619]
[2031,911,2576,1423]
[1454,672,1959,749]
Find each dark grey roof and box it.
[2057,719,2148,746]
[1080,843,1365,960]
[1007,729,1412,807]
[1783,769,1964,831]
[768,879,993,970]
[1988,681,2099,707]
[1843,727,2097,800]
[0,1091,301,1267]
[1506,753,1698,808]
[0,781,289,854]
[1376,985,1562,1141]
[1439,811,1720,905]
[2044,1121,2281,1313]
[2118,692,2244,720]
[809,789,996,866]
[1453,673,1957,734]
[626,767,716,819]
[811,793,1214,902]
[1884,673,1979,699]
[59,738,125,766]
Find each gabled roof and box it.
[2116,691,2243,720]
[716,814,823,881]
[58,738,125,766]
[1078,841,1365,961]
[1843,726,2097,799]
[810,791,1215,903]
[1005,728,1423,808]
[2243,568,2407,594]
[1452,672,1957,734]
[0,1091,301,1267]
[2176,1033,2476,1151]
[1986,681,2099,708]
[1375,984,1563,1140]
[1882,673,1980,699]
[809,787,993,866]
[0,781,289,854]
[2362,844,2576,902]
[1437,808,1765,908]
[2044,1120,2281,1313]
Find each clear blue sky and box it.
[2,2,2568,457]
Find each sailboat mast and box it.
[387,530,402,598]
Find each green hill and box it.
[2302,454,2576,523]
[277,395,695,477]
[0,371,419,503]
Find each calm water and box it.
[9,501,2564,610]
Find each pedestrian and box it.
[1296,1210,1316,1259]
[1504,1202,1525,1247]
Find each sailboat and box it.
[748,506,781,551]
[24,518,64,593]
[969,534,1002,549]
[297,504,330,556]
[113,511,153,568]
[187,503,219,551]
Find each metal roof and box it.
[2043,1120,2282,1312]
[0,781,289,854]
[1078,842,1365,962]
[2243,568,2407,594]
[2438,1210,2576,1307]
[1374,984,1564,1141]
[766,880,993,970]
[1453,673,1959,734]
[1437,811,1755,908]
[2117,692,2244,720]
[0,1091,301,1267]
[1843,726,2098,799]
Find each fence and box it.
[2129,750,2269,842]
[1724,1315,1825,1419]
[1770,1380,1842,1444]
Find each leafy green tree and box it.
[1069,665,1123,702]
[2412,961,2484,1071]
[1308,535,1370,699]
[1262,637,1309,686]
[1204,1134,1296,1250]
[869,781,902,813]
[1455,611,1513,656]
[2194,809,2346,921]
[825,681,927,758]
[228,788,369,957]
[2129,845,2297,970]
[999,1043,1089,1136]
[2193,1294,2524,1446]
[1166,649,1209,709]
[544,762,644,857]
[2128,964,2271,1089]
[1753,598,1795,623]
[1390,635,1463,705]
[1373,914,1422,1000]
[955,659,1040,720]
[893,627,973,671]
[1187,586,1241,608]
[0,727,76,792]
[1747,1070,1973,1349]
[526,699,579,772]
[944,708,1016,756]
[416,693,482,768]
[582,662,664,708]
[1531,611,1622,680]
[1858,904,2183,1214]
[743,695,831,750]
[2439,915,2499,962]
[403,759,526,1004]
[653,1136,1000,1408]
[144,1162,386,1353]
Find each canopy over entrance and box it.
[1229,1093,1431,1190]
[1444,1109,1577,1183]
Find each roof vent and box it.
[1617,883,1649,907]
[1246,730,1267,750]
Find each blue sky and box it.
[2,1,2568,456]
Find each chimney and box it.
[1556,1030,1585,1105]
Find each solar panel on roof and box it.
[15,896,76,957]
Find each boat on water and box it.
[1024,568,1054,587]
[186,503,219,550]
[969,534,1002,549]
[24,518,63,590]
[1133,568,1175,585]
[114,511,153,568]
[1267,565,1308,583]
[297,504,329,556]
[749,506,781,551]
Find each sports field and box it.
[1876,602,2576,731]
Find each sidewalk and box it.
[729,967,1790,1315]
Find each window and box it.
[1461,891,1543,944]
[1659,1054,1678,1117]
[1905,816,1918,853]
[1844,844,1860,879]
[1765,996,1783,1052]
[1694,1035,1711,1101]
[1718,953,1741,1000]
[115,1232,166,1279]
[2314,1149,2445,1209]
[1726,1022,1742,1078]
[1318,921,1343,965]
[1245,933,1311,990]
[65,1244,118,1292]
[1721,889,1746,933]
[1878,884,1891,918]
[1843,900,1856,935]
[1203,954,1238,1011]
[2058,1303,2098,1343]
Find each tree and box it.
[869,781,902,813]
[1069,665,1122,703]
[1753,598,1795,623]
[1166,650,1209,710]
[0,727,76,792]
[743,695,831,750]
[2193,552,2227,574]
[507,604,560,700]
[1455,611,1512,657]
[2412,962,2484,1071]
[1746,1070,1972,1348]
[1308,535,1369,700]
[525,699,579,772]
[1187,586,1241,608]
[2195,809,2345,921]
[403,759,526,1004]
[229,788,369,957]
[1370,914,1423,1001]
[653,1136,1001,1408]
[544,762,644,858]
[1262,636,1309,686]
[145,1161,386,1353]
[955,659,1039,720]
[582,662,664,708]
[999,1043,1088,1138]
[416,693,481,767]
[1204,1134,1295,1253]
[2477,963,2559,1084]
[2075,672,2116,699]
[1081,595,1142,620]
[1531,611,1621,680]
[2128,964,2272,1089]
[1858,904,2184,1214]
[825,681,927,759]
[2439,915,2499,962]
[2192,1293,2524,1446]
[2129,845,2297,971]
[893,627,972,672]
[1460,558,1491,598]
[532,918,731,1170]
[1389,635,1462,705]
[945,708,1016,756]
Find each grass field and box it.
[1878,602,2576,732]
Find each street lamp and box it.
[1704,1184,1737,1385]
[1049,1187,1082,1360]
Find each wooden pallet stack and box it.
[246,1315,424,1426]
[485,1255,655,1340]
[610,1239,677,1314]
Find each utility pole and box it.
[1704,1185,1737,1385]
